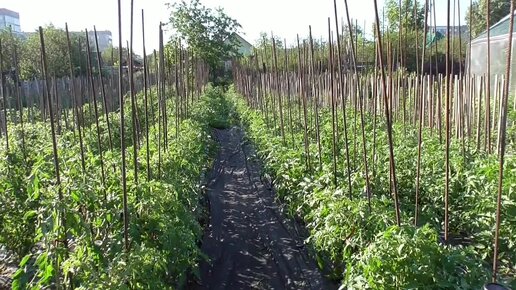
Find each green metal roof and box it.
[476,11,516,39]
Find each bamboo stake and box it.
[142,10,151,181]
[492,0,514,281]
[328,18,338,187]
[415,0,430,225]
[129,0,139,186]
[175,41,180,139]
[65,24,85,173]
[85,30,107,202]
[433,0,439,76]
[53,77,61,134]
[373,0,401,226]
[468,0,473,135]
[496,76,503,155]
[0,39,8,152]
[342,0,371,204]
[309,27,323,169]
[117,0,130,254]
[371,37,379,178]
[61,79,70,131]
[414,0,428,222]
[284,42,295,146]
[444,0,451,242]
[94,26,114,152]
[272,36,286,145]
[398,0,403,71]
[157,38,163,178]
[413,1,419,74]
[451,0,456,75]
[493,76,500,151]
[254,49,264,115]
[40,26,67,287]
[458,0,463,77]
[12,35,26,159]
[430,75,434,135]
[295,36,311,170]
[476,76,483,151]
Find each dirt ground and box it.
[189,127,336,290]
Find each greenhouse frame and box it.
[468,10,516,93]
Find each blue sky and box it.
[2,0,471,55]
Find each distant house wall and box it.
[87,30,112,52]
[432,25,468,37]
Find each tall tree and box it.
[254,32,283,51]
[467,0,512,38]
[20,25,87,79]
[385,0,425,32]
[383,0,425,71]
[167,0,241,72]
[0,29,25,77]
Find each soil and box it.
[188,127,336,290]
[0,246,16,290]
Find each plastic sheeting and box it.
[468,34,515,92]
[468,11,516,93]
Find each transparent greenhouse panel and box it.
[468,35,516,94]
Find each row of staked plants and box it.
[0,85,228,289]
[228,87,515,289]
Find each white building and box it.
[87,30,112,52]
[0,8,21,34]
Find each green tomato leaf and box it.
[19,254,31,267]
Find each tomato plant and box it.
[230,85,516,288]
[1,86,225,289]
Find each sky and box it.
[2,0,471,56]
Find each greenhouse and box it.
[469,10,516,92]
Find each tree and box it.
[0,29,25,77]
[385,0,425,32]
[101,45,137,67]
[101,45,119,67]
[382,0,425,71]
[252,32,284,67]
[167,0,241,72]
[20,25,87,80]
[254,32,283,50]
[466,0,511,38]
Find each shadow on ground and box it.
[188,127,336,290]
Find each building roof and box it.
[224,32,253,57]
[232,33,252,48]
[0,8,19,18]
[475,10,516,40]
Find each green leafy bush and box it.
[230,86,515,288]
[2,86,217,289]
[345,225,489,289]
[191,85,238,129]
